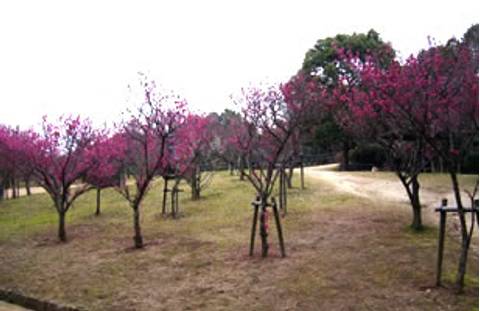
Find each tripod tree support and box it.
[435,198,478,287]
[249,196,286,258]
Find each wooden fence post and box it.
[271,197,286,258]
[436,198,448,286]
[249,197,260,256]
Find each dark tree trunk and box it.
[410,176,422,230]
[25,177,31,196]
[58,211,67,242]
[11,177,17,199]
[397,173,423,231]
[259,196,269,257]
[300,161,305,190]
[162,177,168,215]
[229,162,234,176]
[286,166,293,189]
[239,157,245,181]
[132,205,143,248]
[341,141,350,171]
[95,187,101,216]
[449,171,470,293]
[191,167,201,201]
[171,187,177,218]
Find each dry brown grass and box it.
[0,172,477,310]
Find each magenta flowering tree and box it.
[116,80,187,248]
[400,44,478,292]
[0,126,36,199]
[23,116,101,242]
[232,84,312,257]
[336,41,478,291]
[226,116,255,181]
[85,133,126,216]
[175,114,215,201]
[331,54,433,231]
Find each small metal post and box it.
[436,198,448,286]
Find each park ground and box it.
[0,167,478,310]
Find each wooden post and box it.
[436,198,448,286]
[259,199,269,258]
[162,177,168,215]
[95,187,101,216]
[300,158,305,190]
[175,187,179,216]
[249,197,260,256]
[271,197,286,257]
[279,168,284,211]
[283,168,287,215]
[171,186,176,218]
[474,199,479,226]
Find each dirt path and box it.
[305,165,465,211]
[0,301,31,311]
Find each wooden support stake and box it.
[259,202,269,257]
[475,199,479,226]
[279,169,284,211]
[175,188,179,216]
[300,160,305,190]
[436,198,448,286]
[171,187,176,218]
[162,178,168,215]
[283,169,287,215]
[271,197,286,258]
[249,199,259,256]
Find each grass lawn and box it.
[0,172,478,310]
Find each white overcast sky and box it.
[0,0,478,129]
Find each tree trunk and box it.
[397,173,423,231]
[410,176,423,230]
[171,187,176,218]
[95,187,101,216]
[286,166,293,189]
[16,180,20,198]
[133,205,143,248]
[58,211,67,242]
[191,167,201,201]
[229,162,234,176]
[11,177,17,199]
[300,161,305,190]
[25,177,31,196]
[259,196,269,257]
[239,156,245,181]
[162,177,168,215]
[449,170,470,293]
[341,141,350,171]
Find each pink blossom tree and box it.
[85,133,126,216]
[232,84,312,257]
[0,126,36,199]
[116,79,187,248]
[337,41,478,291]
[331,54,433,231]
[24,116,101,242]
[399,43,478,292]
[175,114,215,201]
